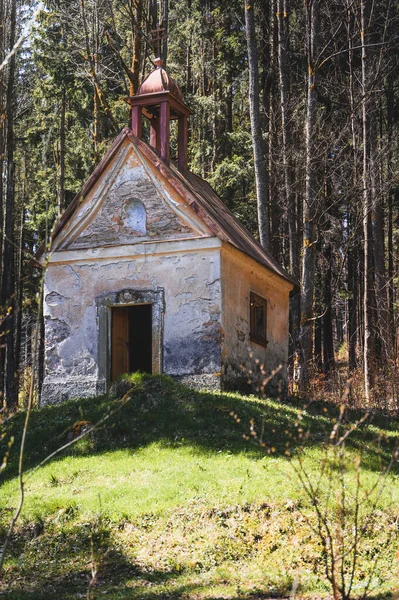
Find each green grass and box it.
[0,374,398,599]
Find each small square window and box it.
[250,292,268,347]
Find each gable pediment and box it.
[54,138,211,252]
[41,128,295,289]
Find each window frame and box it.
[249,291,268,347]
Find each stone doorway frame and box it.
[96,288,165,390]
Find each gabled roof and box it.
[37,127,296,289]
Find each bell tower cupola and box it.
[125,59,192,173]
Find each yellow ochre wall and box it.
[220,243,294,394]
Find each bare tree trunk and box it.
[371,100,386,363]
[93,85,100,163]
[130,0,142,95]
[186,0,193,94]
[3,0,17,409]
[348,225,358,371]
[149,0,157,57]
[361,0,372,400]
[268,0,279,259]
[23,315,31,406]
[300,0,319,388]
[346,0,358,371]
[277,0,300,343]
[314,249,323,373]
[0,0,5,405]
[323,245,335,376]
[210,40,219,173]
[14,200,25,397]
[80,0,117,152]
[161,0,168,64]
[226,47,233,136]
[260,0,274,253]
[38,313,45,406]
[58,87,66,215]
[386,53,395,357]
[244,0,269,251]
[314,316,322,372]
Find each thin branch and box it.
[318,40,392,70]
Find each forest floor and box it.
[0,374,398,599]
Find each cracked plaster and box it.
[42,242,223,403]
[41,138,291,403]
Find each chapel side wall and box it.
[41,243,222,404]
[220,244,293,395]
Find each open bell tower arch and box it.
[125,58,192,173]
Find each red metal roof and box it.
[136,67,184,103]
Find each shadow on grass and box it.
[2,587,393,600]
[0,519,294,600]
[1,374,398,485]
[1,539,394,600]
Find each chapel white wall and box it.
[41,239,222,403]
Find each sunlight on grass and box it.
[2,444,295,521]
[1,375,398,599]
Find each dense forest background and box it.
[0,0,398,409]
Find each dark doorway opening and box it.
[111,304,152,380]
[129,304,152,373]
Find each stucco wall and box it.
[54,139,211,253]
[220,243,293,395]
[67,163,195,249]
[41,238,222,403]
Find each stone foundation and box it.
[222,363,287,398]
[171,373,221,391]
[41,372,223,404]
[41,378,107,405]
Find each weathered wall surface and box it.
[220,243,293,395]
[55,139,212,253]
[41,137,293,403]
[41,239,222,403]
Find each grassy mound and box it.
[0,374,398,599]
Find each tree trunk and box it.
[14,201,25,397]
[38,313,45,407]
[277,0,300,343]
[93,85,100,163]
[346,1,358,371]
[348,226,358,371]
[244,0,269,251]
[80,0,117,149]
[360,0,373,400]
[386,52,395,357]
[185,0,192,94]
[23,315,32,407]
[268,0,279,259]
[58,86,66,215]
[2,0,17,409]
[130,0,142,96]
[0,0,5,405]
[161,0,168,64]
[314,253,323,373]
[323,245,335,376]
[370,96,386,363]
[300,0,319,389]
[314,315,322,372]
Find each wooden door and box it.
[111,308,130,380]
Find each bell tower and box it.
[125,59,192,173]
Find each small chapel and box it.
[37,60,296,404]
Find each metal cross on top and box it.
[150,24,167,61]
